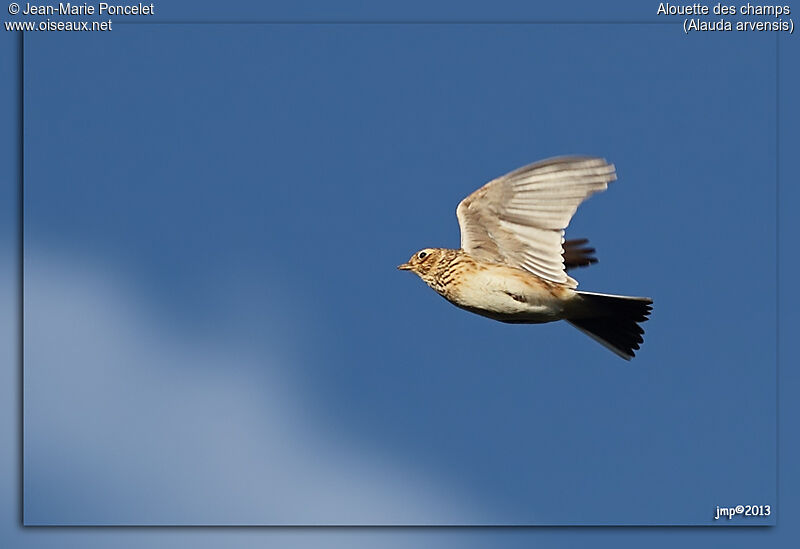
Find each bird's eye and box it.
[418,251,428,260]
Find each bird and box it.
[398,156,653,360]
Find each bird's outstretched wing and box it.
[456,156,615,288]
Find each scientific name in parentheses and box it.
[21,3,155,15]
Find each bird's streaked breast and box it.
[424,252,571,322]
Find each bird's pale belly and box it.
[440,267,569,324]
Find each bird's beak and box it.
[397,263,412,271]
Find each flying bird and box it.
[398,156,652,360]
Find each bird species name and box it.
[656,2,794,32]
[657,3,791,16]
[685,17,792,29]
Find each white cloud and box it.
[20,246,478,525]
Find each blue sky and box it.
[3,0,800,545]
[19,12,778,526]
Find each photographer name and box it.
[22,2,154,15]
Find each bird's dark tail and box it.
[567,291,653,360]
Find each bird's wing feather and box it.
[456,156,615,288]
[563,238,598,271]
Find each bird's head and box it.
[397,248,442,278]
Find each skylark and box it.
[398,156,653,360]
